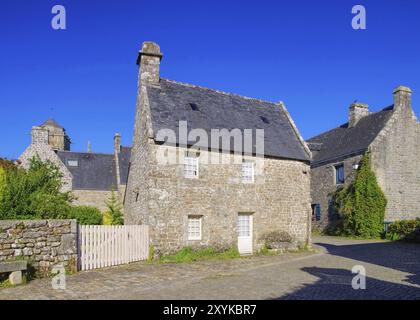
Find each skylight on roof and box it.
[189,103,199,111]
[260,116,270,124]
[67,159,79,167]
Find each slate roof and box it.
[118,146,131,185]
[146,79,310,161]
[307,106,394,166]
[57,151,118,191]
[41,119,64,129]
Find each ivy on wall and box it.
[333,153,387,239]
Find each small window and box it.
[242,161,254,183]
[189,103,199,111]
[67,159,79,167]
[184,156,199,179]
[335,164,345,185]
[312,204,321,222]
[260,116,270,124]
[188,215,202,240]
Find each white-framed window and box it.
[184,156,199,179]
[237,214,251,237]
[241,161,254,183]
[188,215,202,240]
[67,159,79,167]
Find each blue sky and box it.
[1,0,419,159]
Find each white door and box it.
[237,214,253,255]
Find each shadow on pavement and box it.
[276,266,420,300]
[314,240,420,287]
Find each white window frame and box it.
[184,156,199,179]
[187,215,202,241]
[241,160,254,183]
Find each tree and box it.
[334,153,387,238]
[104,191,124,225]
[0,156,72,220]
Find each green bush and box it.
[386,219,420,242]
[0,157,72,220]
[104,192,124,225]
[159,246,240,264]
[333,153,387,239]
[69,206,103,225]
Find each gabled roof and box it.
[307,106,394,166]
[57,151,118,191]
[146,78,310,161]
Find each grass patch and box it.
[159,247,240,264]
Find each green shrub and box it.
[333,153,387,239]
[69,206,102,225]
[386,219,420,242]
[159,246,240,264]
[104,192,124,225]
[0,157,72,220]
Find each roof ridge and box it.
[307,104,394,142]
[57,150,114,156]
[160,78,278,106]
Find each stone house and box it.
[19,119,130,212]
[124,41,312,256]
[308,86,420,230]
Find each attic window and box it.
[189,103,199,111]
[260,116,270,124]
[67,159,79,167]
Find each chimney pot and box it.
[114,133,121,154]
[136,41,163,85]
[349,102,369,128]
[393,85,412,111]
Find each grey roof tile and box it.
[57,151,118,191]
[118,146,131,185]
[307,106,394,166]
[147,79,310,161]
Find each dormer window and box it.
[67,159,79,167]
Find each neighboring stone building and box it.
[308,86,420,230]
[124,41,312,256]
[19,119,131,212]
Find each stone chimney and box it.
[114,133,121,154]
[393,85,412,112]
[348,102,369,128]
[31,126,49,145]
[136,41,163,85]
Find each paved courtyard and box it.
[1,236,419,300]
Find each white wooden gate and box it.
[78,225,149,271]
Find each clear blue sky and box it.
[1,0,419,159]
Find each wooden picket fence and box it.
[78,225,149,271]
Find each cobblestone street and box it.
[1,236,419,300]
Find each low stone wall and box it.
[0,220,77,276]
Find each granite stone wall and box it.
[72,190,113,212]
[310,155,363,230]
[0,220,78,275]
[370,89,420,222]
[126,144,312,256]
